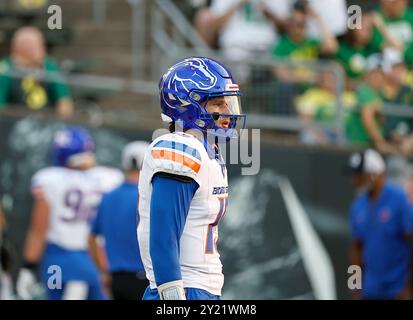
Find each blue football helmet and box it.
[159,57,246,140]
[52,126,95,167]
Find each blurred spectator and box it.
[348,149,413,300]
[381,48,413,144]
[306,0,348,39]
[90,141,149,300]
[172,0,205,21]
[209,0,291,59]
[198,0,347,52]
[272,7,338,82]
[172,0,220,48]
[271,7,338,115]
[295,70,356,144]
[376,0,413,68]
[345,54,397,154]
[335,12,401,83]
[273,5,338,59]
[0,27,74,118]
[193,0,220,48]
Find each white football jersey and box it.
[31,166,123,250]
[138,132,229,296]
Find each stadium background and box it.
[0,0,412,300]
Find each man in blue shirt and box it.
[90,141,149,300]
[348,148,413,299]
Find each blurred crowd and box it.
[3,0,413,155]
[180,0,413,155]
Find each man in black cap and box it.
[348,148,413,299]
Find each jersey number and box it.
[205,197,228,254]
[63,189,102,223]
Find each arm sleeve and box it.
[149,173,199,287]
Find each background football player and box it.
[89,141,150,300]
[138,57,246,300]
[16,126,123,300]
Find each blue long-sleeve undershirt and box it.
[149,173,199,286]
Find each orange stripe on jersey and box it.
[151,149,201,173]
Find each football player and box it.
[138,57,246,300]
[17,126,123,300]
[89,141,150,300]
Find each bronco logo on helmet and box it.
[171,57,218,91]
